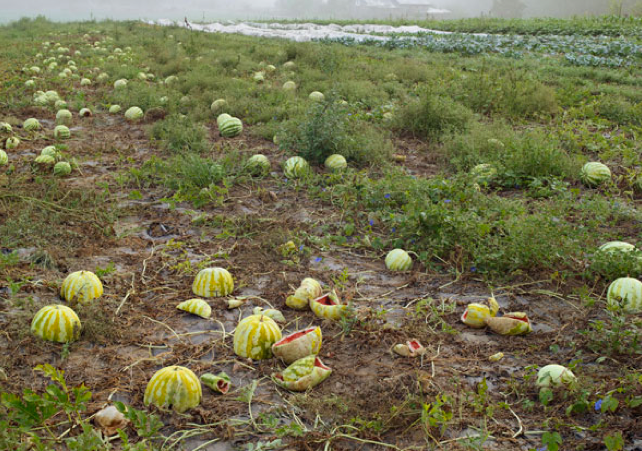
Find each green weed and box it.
[394,90,473,140]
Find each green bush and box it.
[394,91,474,140]
[595,95,642,126]
[278,98,392,165]
[453,67,558,118]
[440,121,516,171]
[441,125,578,183]
[106,80,169,112]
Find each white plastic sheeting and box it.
[149,19,467,43]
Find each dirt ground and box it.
[1,104,641,451]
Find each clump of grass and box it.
[107,81,168,112]
[150,115,210,153]
[393,90,474,140]
[454,66,558,118]
[391,191,588,275]
[134,153,226,191]
[278,98,392,165]
[441,123,579,183]
[129,151,245,208]
[439,120,516,171]
[595,95,642,126]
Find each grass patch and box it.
[149,114,210,153]
[393,90,473,140]
[278,97,392,165]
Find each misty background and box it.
[0,0,640,24]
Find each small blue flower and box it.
[470,266,477,273]
[384,193,391,199]
[347,113,352,116]
[299,245,304,251]
[369,220,374,226]
[444,199,451,203]
[314,257,323,263]
[410,239,416,244]
[537,446,548,451]
[594,399,603,412]
[392,227,396,233]
[321,188,327,192]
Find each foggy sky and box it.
[0,0,277,23]
[0,0,616,24]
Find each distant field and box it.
[0,15,641,451]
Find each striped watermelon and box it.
[471,163,497,185]
[192,267,234,298]
[233,314,282,360]
[309,91,325,102]
[54,125,70,140]
[177,299,212,319]
[125,107,143,122]
[310,293,347,320]
[385,249,413,271]
[219,117,243,138]
[272,327,322,364]
[246,154,270,176]
[6,137,20,149]
[580,162,611,187]
[272,355,332,392]
[144,366,202,413]
[283,156,310,179]
[23,118,42,131]
[607,277,642,313]
[598,241,635,253]
[536,364,576,388]
[324,154,347,172]
[31,305,81,343]
[60,271,103,304]
[286,278,322,310]
[210,99,227,114]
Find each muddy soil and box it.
[1,105,641,451]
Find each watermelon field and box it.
[1,15,642,451]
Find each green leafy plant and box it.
[541,431,563,451]
[604,431,624,451]
[421,394,453,438]
[94,262,116,278]
[582,309,642,356]
[0,364,92,448]
[279,98,391,165]
[114,401,163,439]
[394,90,473,140]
